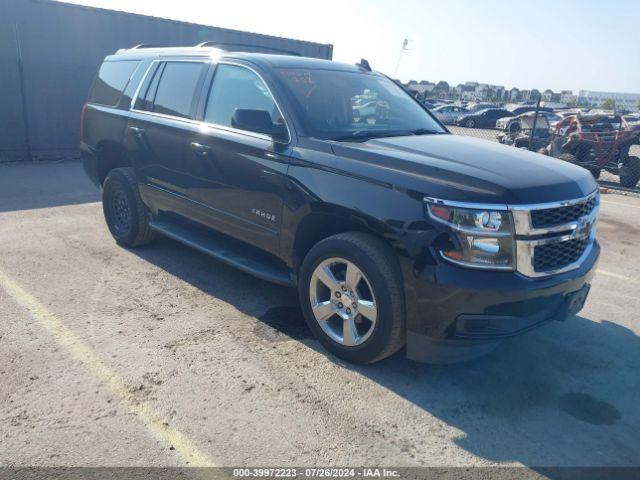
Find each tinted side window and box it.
[152,62,204,119]
[204,64,281,129]
[89,60,140,106]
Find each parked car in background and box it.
[497,111,562,132]
[540,114,640,187]
[432,105,468,124]
[353,99,390,123]
[465,102,500,114]
[623,114,640,132]
[497,113,552,151]
[457,108,513,128]
[508,105,553,116]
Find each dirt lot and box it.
[1,161,639,470]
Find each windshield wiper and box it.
[329,130,414,142]
[410,128,446,135]
[329,128,445,142]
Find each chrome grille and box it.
[533,238,590,272]
[511,191,599,277]
[530,196,597,229]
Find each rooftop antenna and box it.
[394,38,410,77]
[357,58,372,71]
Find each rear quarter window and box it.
[89,60,140,107]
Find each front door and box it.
[186,63,292,256]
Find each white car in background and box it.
[431,105,468,124]
[497,111,563,132]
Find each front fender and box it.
[280,160,437,268]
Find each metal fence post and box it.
[529,94,541,151]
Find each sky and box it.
[64,0,640,94]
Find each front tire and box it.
[620,156,640,188]
[102,167,156,247]
[464,119,475,128]
[298,232,405,364]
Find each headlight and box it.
[425,200,515,270]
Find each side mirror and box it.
[232,109,287,141]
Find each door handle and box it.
[190,142,211,155]
[128,126,145,136]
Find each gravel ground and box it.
[1,161,639,471]
[449,125,640,196]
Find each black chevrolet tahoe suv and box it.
[81,45,600,364]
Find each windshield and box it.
[276,68,446,140]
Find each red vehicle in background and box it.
[540,114,640,188]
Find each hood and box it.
[329,134,597,204]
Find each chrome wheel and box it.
[308,257,378,347]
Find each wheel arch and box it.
[287,204,397,274]
[95,140,133,186]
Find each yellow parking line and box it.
[0,268,216,467]
[597,269,639,284]
[601,200,640,210]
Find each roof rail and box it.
[195,41,301,56]
[131,44,157,49]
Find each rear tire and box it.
[102,167,156,247]
[298,232,405,364]
[465,119,475,128]
[620,156,640,188]
[589,169,601,180]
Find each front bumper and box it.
[402,241,599,362]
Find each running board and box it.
[149,218,294,287]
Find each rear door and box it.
[124,59,207,217]
[185,62,292,256]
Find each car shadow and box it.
[0,160,99,212]
[130,235,640,470]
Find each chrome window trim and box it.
[129,60,157,110]
[424,190,600,278]
[129,108,201,126]
[129,58,292,145]
[202,61,292,145]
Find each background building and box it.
[578,90,640,111]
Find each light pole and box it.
[394,39,410,77]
